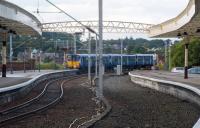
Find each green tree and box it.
[189,38,200,66]
[171,37,200,68]
[171,42,184,67]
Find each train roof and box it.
[67,54,156,57]
[136,54,156,56]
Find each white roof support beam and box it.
[41,21,153,34]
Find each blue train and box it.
[66,54,157,71]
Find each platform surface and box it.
[130,70,200,89]
[0,70,64,89]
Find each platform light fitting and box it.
[196,28,200,33]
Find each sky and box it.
[7,0,189,40]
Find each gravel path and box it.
[93,76,200,128]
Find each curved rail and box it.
[0,75,86,126]
[0,79,57,114]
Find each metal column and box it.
[120,39,123,74]
[88,32,91,82]
[2,32,7,77]
[164,41,169,70]
[39,51,41,72]
[23,48,26,73]
[95,35,98,78]
[74,34,77,54]
[168,41,172,71]
[67,40,69,50]
[54,40,57,70]
[98,0,103,98]
[39,40,41,72]
[9,32,13,74]
[184,40,189,79]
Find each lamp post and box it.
[23,49,26,73]
[184,34,189,79]
[1,26,7,77]
[74,34,77,54]
[177,32,189,79]
[39,50,41,72]
[98,0,103,98]
[164,40,169,71]
[168,40,172,71]
[120,39,123,74]
[9,30,14,74]
[54,39,59,70]
[88,32,92,83]
[32,49,36,72]
[95,35,98,78]
[39,37,46,72]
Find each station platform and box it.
[130,70,200,89]
[0,70,62,89]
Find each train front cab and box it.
[66,54,80,69]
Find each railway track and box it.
[0,75,86,126]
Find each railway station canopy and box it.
[149,0,200,38]
[0,0,41,35]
